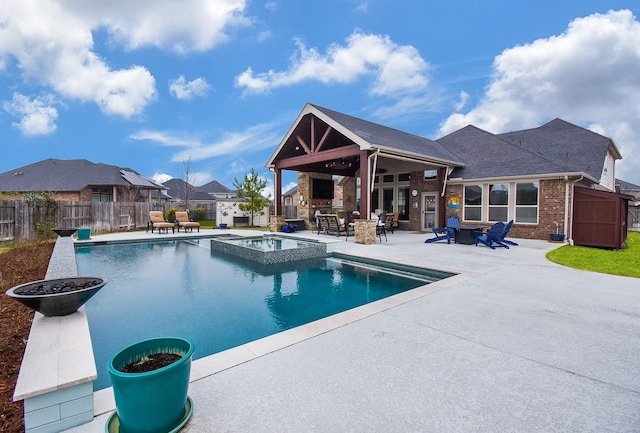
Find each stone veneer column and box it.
[270,215,286,232]
[355,219,377,244]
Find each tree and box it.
[233,168,272,226]
[181,157,195,209]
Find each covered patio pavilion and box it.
[266,103,465,230]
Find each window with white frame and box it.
[488,184,508,221]
[515,182,539,223]
[464,185,482,221]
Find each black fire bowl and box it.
[52,228,78,237]
[6,277,108,316]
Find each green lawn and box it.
[546,231,640,278]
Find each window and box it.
[371,188,379,212]
[398,173,411,182]
[489,184,508,221]
[464,185,482,221]
[383,174,394,183]
[424,169,437,180]
[397,186,409,220]
[516,182,538,223]
[383,187,394,213]
[92,187,113,202]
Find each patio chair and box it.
[474,221,508,249]
[175,211,200,232]
[148,211,174,234]
[498,219,518,246]
[384,212,398,234]
[425,217,459,244]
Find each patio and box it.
[61,228,640,432]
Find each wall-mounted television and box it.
[312,178,334,200]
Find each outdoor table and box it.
[455,225,482,245]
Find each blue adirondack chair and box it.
[425,217,460,244]
[498,220,519,246]
[475,221,508,249]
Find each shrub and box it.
[165,208,181,223]
[192,208,206,221]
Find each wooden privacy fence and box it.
[0,200,165,243]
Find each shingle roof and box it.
[496,119,617,182]
[437,125,573,180]
[310,104,465,166]
[616,178,640,191]
[196,180,233,194]
[0,158,159,192]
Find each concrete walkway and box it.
[66,229,640,432]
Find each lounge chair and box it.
[425,217,459,244]
[498,220,518,246]
[175,211,200,232]
[475,221,508,249]
[148,211,174,234]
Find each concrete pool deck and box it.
[61,228,640,432]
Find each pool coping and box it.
[14,232,470,426]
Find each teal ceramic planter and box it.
[108,337,194,433]
[77,227,91,240]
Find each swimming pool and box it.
[76,239,451,390]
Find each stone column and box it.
[355,219,377,244]
[270,215,286,232]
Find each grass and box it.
[546,231,640,278]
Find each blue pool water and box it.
[76,239,447,390]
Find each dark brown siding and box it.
[572,187,630,249]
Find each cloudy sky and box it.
[1,1,640,196]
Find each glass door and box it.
[422,193,437,231]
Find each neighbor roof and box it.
[0,158,163,192]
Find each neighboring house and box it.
[282,185,298,207]
[616,178,640,202]
[266,103,627,241]
[197,180,235,199]
[617,178,640,231]
[163,178,234,202]
[0,158,166,202]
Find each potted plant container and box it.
[77,227,91,240]
[107,337,194,433]
[5,277,107,316]
[549,233,565,242]
[219,223,228,229]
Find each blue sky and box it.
[2,1,640,196]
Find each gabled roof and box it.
[497,118,620,182]
[266,103,465,173]
[283,185,298,197]
[310,104,464,165]
[0,158,162,192]
[437,125,584,181]
[197,180,233,194]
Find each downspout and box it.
[567,175,584,245]
[441,167,452,197]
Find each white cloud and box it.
[0,0,249,120]
[438,9,640,182]
[169,76,211,100]
[2,93,59,136]
[153,173,173,184]
[235,31,430,98]
[281,181,297,195]
[454,91,470,112]
[130,121,283,163]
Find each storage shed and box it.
[572,187,632,249]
